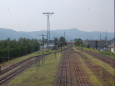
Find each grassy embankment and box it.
[79,47,115,76]
[0,49,60,69]
[73,47,115,86]
[0,51,39,67]
[6,52,62,86]
[82,47,115,59]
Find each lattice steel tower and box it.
[43,12,54,48]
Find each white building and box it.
[108,43,115,53]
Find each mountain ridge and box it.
[0,28,114,41]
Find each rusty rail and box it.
[55,47,90,86]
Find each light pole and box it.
[42,12,54,48]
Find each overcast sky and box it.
[0,0,114,32]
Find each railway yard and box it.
[0,45,115,86]
[0,0,114,86]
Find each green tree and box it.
[54,37,59,46]
[0,38,40,62]
[59,36,67,47]
[74,38,83,46]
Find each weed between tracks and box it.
[5,53,62,86]
[73,47,102,86]
[73,47,115,86]
[75,46,115,76]
[81,47,115,59]
[99,50,115,59]
[81,52,115,86]
[82,53,115,76]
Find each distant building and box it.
[108,43,115,53]
[42,43,58,50]
[83,40,111,49]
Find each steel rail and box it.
[71,50,89,86]
[0,56,36,75]
[83,50,115,68]
[0,50,62,76]
[0,56,40,85]
[75,50,115,82]
[0,50,63,85]
[56,47,90,86]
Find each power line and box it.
[42,12,54,48]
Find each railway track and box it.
[0,56,37,75]
[55,47,90,86]
[75,50,115,83]
[0,55,42,85]
[0,50,63,85]
[71,50,90,86]
[0,50,63,76]
[82,49,115,68]
[55,48,68,86]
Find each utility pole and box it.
[114,23,115,52]
[43,12,54,48]
[100,33,101,41]
[114,3,115,52]
[39,34,47,55]
[106,30,108,48]
[8,39,9,62]
[105,30,107,48]
[54,37,55,44]
[106,30,107,41]
[64,30,66,46]
[39,34,47,64]
[99,33,101,49]
[64,30,65,40]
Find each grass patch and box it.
[99,50,115,59]
[74,47,115,76]
[6,52,62,86]
[75,46,98,52]
[0,48,61,69]
[78,55,103,86]
[82,52,115,76]
[74,47,115,86]
[0,51,40,68]
[73,47,103,86]
[75,46,115,59]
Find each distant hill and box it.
[0,28,114,41]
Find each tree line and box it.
[0,38,40,60]
[40,36,67,48]
[54,36,67,47]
